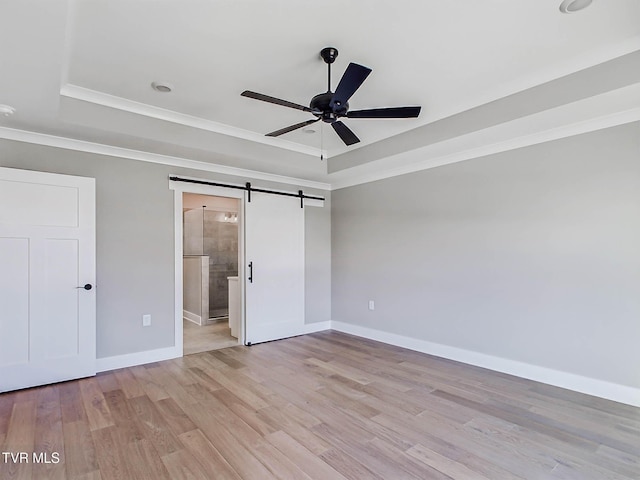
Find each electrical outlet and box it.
[368,300,375,311]
[142,314,151,327]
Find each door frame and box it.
[171,179,245,356]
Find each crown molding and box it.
[60,84,322,158]
[2,104,638,194]
[4,70,639,193]
[329,106,640,190]
[60,39,640,164]
[0,126,331,191]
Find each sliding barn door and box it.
[244,192,304,344]
[0,167,96,392]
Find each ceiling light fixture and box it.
[559,0,593,13]
[0,104,16,117]
[151,81,173,93]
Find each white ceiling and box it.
[1,0,639,188]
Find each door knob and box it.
[76,284,93,290]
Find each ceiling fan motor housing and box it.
[310,92,348,122]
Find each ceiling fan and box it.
[241,47,421,146]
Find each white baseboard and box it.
[96,322,330,373]
[301,321,332,335]
[330,321,640,408]
[96,346,181,373]
[183,310,202,325]
[94,320,639,407]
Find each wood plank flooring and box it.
[1,331,638,479]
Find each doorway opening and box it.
[182,192,240,355]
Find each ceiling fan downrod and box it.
[320,47,339,93]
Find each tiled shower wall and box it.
[204,213,238,317]
[184,208,238,318]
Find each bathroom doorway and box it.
[182,192,240,354]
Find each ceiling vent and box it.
[559,0,593,14]
[151,82,173,93]
[0,104,16,117]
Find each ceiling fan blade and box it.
[241,90,312,112]
[330,63,372,111]
[331,120,360,146]
[347,106,421,119]
[266,118,320,137]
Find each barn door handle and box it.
[76,284,93,290]
[248,262,253,283]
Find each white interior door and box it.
[245,191,304,344]
[0,167,96,392]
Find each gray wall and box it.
[0,139,331,359]
[332,122,640,389]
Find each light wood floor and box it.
[183,318,239,355]
[1,331,638,479]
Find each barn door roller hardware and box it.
[170,176,323,208]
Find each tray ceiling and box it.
[1,0,639,186]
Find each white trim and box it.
[330,106,640,190]
[1,102,637,194]
[0,126,331,191]
[93,321,322,373]
[183,310,202,325]
[2,80,638,194]
[93,319,640,407]
[330,321,640,408]
[304,198,325,208]
[301,321,332,335]
[60,84,321,157]
[238,195,246,345]
[96,346,180,373]
[173,190,185,357]
[173,184,247,355]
